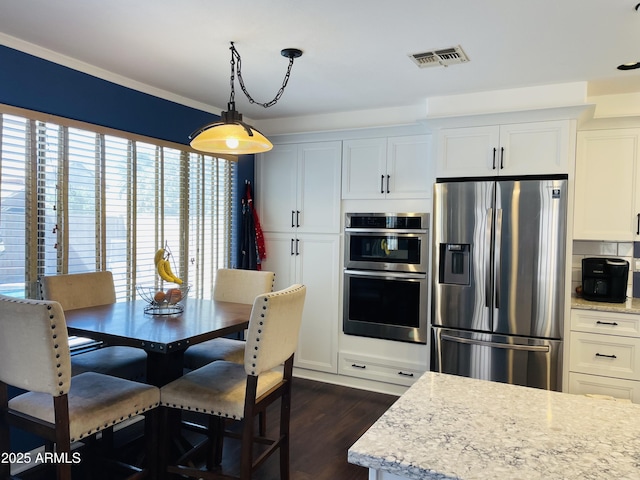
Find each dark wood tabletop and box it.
[64,298,252,386]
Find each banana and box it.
[156,259,175,283]
[154,248,166,266]
[163,260,183,285]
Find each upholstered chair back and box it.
[40,271,116,310]
[0,294,71,397]
[244,284,306,376]
[213,268,275,305]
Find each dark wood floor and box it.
[16,377,398,479]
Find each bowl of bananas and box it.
[137,284,190,315]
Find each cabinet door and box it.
[573,129,640,241]
[568,372,640,403]
[436,126,499,178]
[256,144,298,233]
[341,138,387,199]
[499,120,570,176]
[297,142,342,234]
[260,232,298,288]
[293,234,340,373]
[386,135,433,199]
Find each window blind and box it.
[0,110,237,301]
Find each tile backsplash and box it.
[572,241,633,298]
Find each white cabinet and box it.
[257,141,342,234]
[436,120,571,178]
[261,232,340,373]
[341,135,432,199]
[568,309,640,402]
[573,129,640,241]
[256,140,342,374]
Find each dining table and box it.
[63,298,252,387]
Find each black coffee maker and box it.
[582,257,629,303]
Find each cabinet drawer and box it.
[569,331,640,380]
[338,352,425,387]
[571,309,640,338]
[568,372,640,403]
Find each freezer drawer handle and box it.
[596,321,618,326]
[441,333,550,352]
[398,371,414,378]
[595,353,617,359]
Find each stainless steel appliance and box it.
[344,213,429,344]
[581,257,629,303]
[431,176,567,391]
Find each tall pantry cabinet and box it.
[256,141,341,373]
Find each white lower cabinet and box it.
[569,309,640,402]
[338,352,426,387]
[260,232,340,374]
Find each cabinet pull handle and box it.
[637,213,640,235]
[291,210,295,228]
[398,371,414,377]
[500,147,504,169]
[290,238,295,255]
[596,321,618,326]
[492,148,497,169]
[386,175,390,194]
[380,175,384,194]
[295,238,300,255]
[352,363,366,369]
[595,353,617,359]
[296,210,300,228]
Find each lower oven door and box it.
[343,269,427,344]
[432,327,563,391]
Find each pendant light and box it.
[189,42,302,155]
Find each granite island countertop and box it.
[348,372,640,480]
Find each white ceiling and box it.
[1,0,640,127]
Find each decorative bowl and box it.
[136,284,190,315]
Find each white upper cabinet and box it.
[436,120,571,178]
[342,135,432,199]
[256,141,342,234]
[573,129,640,241]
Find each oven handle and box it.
[345,228,428,234]
[344,269,426,279]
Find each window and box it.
[0,109,236,300]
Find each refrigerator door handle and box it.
[485,207,493,308]
[494,208,503,309]
[440,333,550,353]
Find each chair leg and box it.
[54,395,72,480]
[279,382,292,480]
[145,409,159,480]
[240,376,259,480]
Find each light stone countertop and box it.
[572,295,640,314]
[348,371,640,480]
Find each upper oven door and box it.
[345,230,428,273]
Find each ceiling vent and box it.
[409,45,469,68]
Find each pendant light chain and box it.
[230,42,297,109]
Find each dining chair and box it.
[39,271,148,381]
[183,268,275,370]
[159,283,306,480]
[0,294,160,480]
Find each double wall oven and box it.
[343,213,429,344]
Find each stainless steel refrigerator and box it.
[431,176,567,391]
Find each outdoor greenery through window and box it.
[0,109,237,301]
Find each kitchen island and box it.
[348,371,640,479]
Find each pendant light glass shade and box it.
[189,122,273,154]
[189,105,273,155]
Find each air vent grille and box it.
[409,45,469,68]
